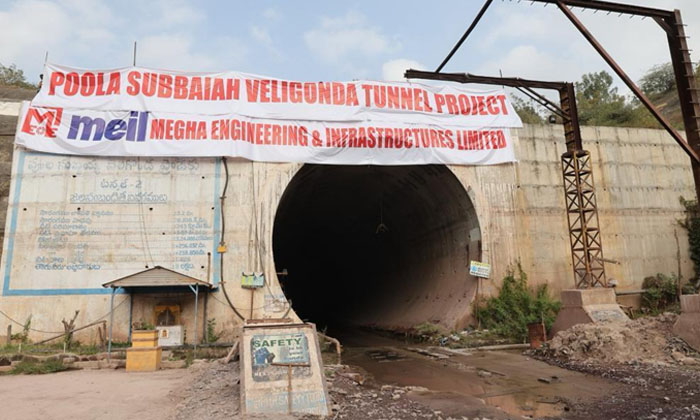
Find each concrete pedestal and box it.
[673,294,700,352]
[126,330,162,372]
[550,288,629,337]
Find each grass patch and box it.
[476,264,561,342]
[8,359,68,375]
[0,342,112,356]
[409,322,511,348]
[639,273,695,317]
[413,322,446,339]
[184,350,194,368]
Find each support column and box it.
[108,287,115,361]
[561,151,606,288]
[665,10,700,203]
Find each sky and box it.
[1,0,699,97]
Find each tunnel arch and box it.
[272,164,481,333]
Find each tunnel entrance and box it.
[273,165,481,334]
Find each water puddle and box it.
[340,339,614,419]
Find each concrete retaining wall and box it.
[0,112,694,340]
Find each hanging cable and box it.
[219,157,245,320]
[0,297,129,335]
[250,161,289,310]
[135,157,154,267]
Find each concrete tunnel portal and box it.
[273,164,482,334]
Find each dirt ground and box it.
[0,351,608,420]
[0,368,193,420]
[535,313,700,419]
[2,315,700,419]
[165,344,623,419]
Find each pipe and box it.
[108,287,115,361]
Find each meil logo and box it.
[21,107,63,138]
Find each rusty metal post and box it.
[662,10,700,204]
[553,0,700,166]
[404,70,608,288]
[562,151,607,288]
[558,83,606,288]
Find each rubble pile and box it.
[544,313,699,365]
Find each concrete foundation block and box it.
[161,359,187,369]
[673,294,700,352]
[551,288,629,337]
[73,360,101,370]
[126,347,162,372]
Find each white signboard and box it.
[469,260,491,278]
[0,150,220,296]
[18,64,523,166]
[33,64,523,127]
[15,103,516,165]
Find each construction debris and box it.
[542,313,700,365]
[406,347,450,359]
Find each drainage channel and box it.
[334,331,615,419]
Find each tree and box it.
[575,70,637,126]
[0,63,37,89]
[511,96,544,124]
[640,63,675,97]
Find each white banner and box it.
[32,64,522,128]
[15,103,516,165]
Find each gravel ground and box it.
[534,313,700,420]
[174,360,495,420]
[537,358,700,420]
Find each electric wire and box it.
[135,156,154,267]
[0,297,129,335]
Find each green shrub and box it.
[413,322,445,339]
[10,315,31,344]
[132,320,155,330]
[206,318,220,343]
[680,197,700,289]
[476,264,561,342]
[9,359,68,375]
[641,273,685,314]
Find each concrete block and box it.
[674,294,700,352]
[560,288,617,307]
[616,294,641,310]
[132,330,159,348]
[551,288,629,337]
[73,361,101,370]
[126,347,162,372]
[99,360,125,369]
[161,360,187,369]
[240,322,330,417]
[680,294,700,313]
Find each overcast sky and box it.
[1,0,699,95]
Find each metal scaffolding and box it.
[408,0,700,289]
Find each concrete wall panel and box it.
[0,121,695,339]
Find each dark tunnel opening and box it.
[272,164,481,336]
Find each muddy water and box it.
[337,332,614,419]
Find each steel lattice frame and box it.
[562,151,606,288]
[408,0,700,289]
[404,70,607,288]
